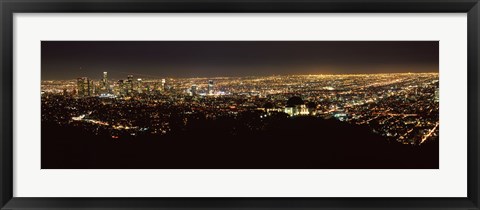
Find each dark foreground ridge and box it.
[42,116,438,169]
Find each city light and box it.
[41,72,439,146]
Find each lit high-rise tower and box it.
[113,80,124,96]
[126,75,134,96]
[191,84,197,96]
[76,77,90,97]
[137,78,143,94]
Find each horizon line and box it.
[42,71,439,81]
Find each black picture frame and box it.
[1,0,479,209]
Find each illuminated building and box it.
[190,84,197,96]
[76,77,92,97]
[76,77,86,96]
[113,80,125,96]
[284,96,309,116]
[100,71,109,93]
[89,80,95,96]
[333,112,348,121]
[208,80,214,95]
[263,102,281,113]
[137,78,143,94]
[126,75,134,96]
[42,72,439,145]
[306,102,317,115]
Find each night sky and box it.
[41,41,438,80]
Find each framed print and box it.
[40,41,440,169]
[1,0,479,209]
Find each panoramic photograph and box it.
[41,41,439,169]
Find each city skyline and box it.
[41,41,439,80]
[42,71,439,146]
[42,71,439,81]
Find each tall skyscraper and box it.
[113,80,124,96]
[76,77,91,97]
[101,71,109,93]
[77,77,85,96]
[161,79,166,91]
[137,78,143,94]
[208,80,214,95]
[190,84,197,96]
[126,75,134,96]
